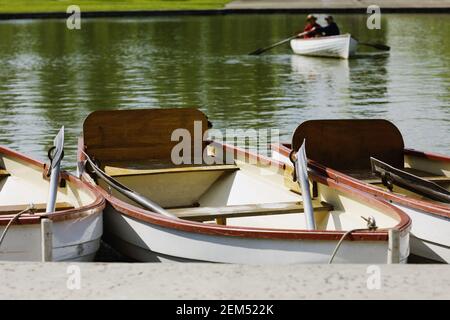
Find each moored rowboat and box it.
[0,146,104,261]
[78,108,410,264]
[271,120,450,263]
[290,34,357,59]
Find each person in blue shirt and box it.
[316,16,340,36]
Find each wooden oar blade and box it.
[371,43,390,51]
[360,42,390,51]
[249,48,264,55]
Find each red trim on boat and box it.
[404,148,450,163]
[79,139,411,242]
[0,145,105,226]
[271,143,450,218]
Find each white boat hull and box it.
[79,109,410,265]
[103,204,400,264]
[0,207,102,262]
[395,204,450,263]
[271,147,450,263]
[0,146,105,262]
[290,34,357,59]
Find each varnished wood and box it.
[170,200,333,222]
[292,120,405,171]
[0,202,75,215]
[106,164,239,178]
[215,217,227,225]
[83,108,209,163]
[0,169,9,177]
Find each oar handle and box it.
[82,151,177,218]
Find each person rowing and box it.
[300,14,321,39]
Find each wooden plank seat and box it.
[0,202,75,215]
[169,200,333,224]
[105,164,239,178]
[0,169,10,178]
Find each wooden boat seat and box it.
[170,200,333,224]
[345,168,450,184]
[0,169,10,178]
[0,202,75,215]
[105,164,239,178]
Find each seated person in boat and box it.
[300,14,321,39]
[315,16,340,37]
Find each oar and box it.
[358,41,390,51]
[249,31,307,55]
[81,151,176,219]
[46,126,64,213]
[292,139,316,230]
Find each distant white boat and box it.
[290,34,358,59]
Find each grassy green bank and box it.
[0,0,230,13]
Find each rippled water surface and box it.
[0,14,448,169]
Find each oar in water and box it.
[82,151,176,219]
[358,41,390,51]
[46,126,64,213]
[249,31,307,55]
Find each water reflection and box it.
[0,14,448,169]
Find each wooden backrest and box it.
[83,108,209,163]
[292,120,404,171]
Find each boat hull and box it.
[102,203,399,264]
[78,109,410,264]
[290,34,357,59]
[0,146,105,262]
[0,212,102,261]
[271,145,450,263]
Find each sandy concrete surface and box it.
[0,262,448,299]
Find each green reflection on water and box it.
[0,14,448,170]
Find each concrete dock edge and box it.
[0,262,448,299]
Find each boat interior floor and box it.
[104,162,345,228]
[0,168,76,216]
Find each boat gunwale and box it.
[78,137,411,241]
[271,142,450,218]
[290,33,353,43]
[0,145,105,226]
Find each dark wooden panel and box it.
[292,119,404,171]
[83,108,209,163]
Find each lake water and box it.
[0,13,448,170]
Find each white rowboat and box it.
[290,34,358,59]
[271,120,450,263]
[0,146,104,261]
[78,109,411,264]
